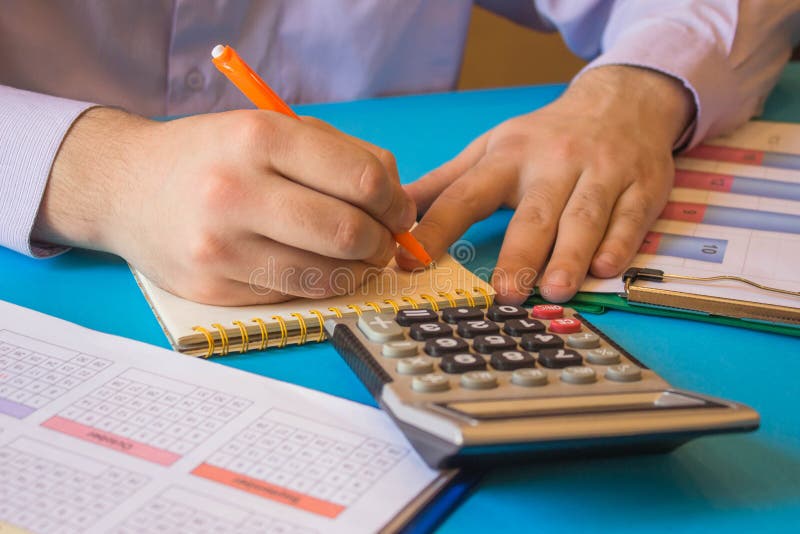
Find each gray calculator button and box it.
[511,368,548,387]
[382,340,419,358]
[566,332,601,349]
[358,312,404,342]
[460,371,498,390]
[605,364,642,382]
[560,366,597,384]
[397,357,435,375]
[586,347,621,365]
[412,374,451,393]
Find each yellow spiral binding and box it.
[365,301,383,313]
[252,317,268,350]
[401,296,419,309]
[192,326,215,359]
[211,323,230,356]
[232,321,250,353]
[455,288,476,307]
[383,298,400,313]
[290,313,308,345]
[346,304,363,316]
[473,286,494,307]
[271,315,288,348]
[308,309,327,343]
[328,306,343,318]
[420,294,439,311]
[439,292,457,308]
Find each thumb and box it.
[404,132,488,215]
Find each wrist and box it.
[32,107,155,253]
[565,65,695,149]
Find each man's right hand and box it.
[33,108,416,305]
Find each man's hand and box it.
[33,109,415,305]
[400,66,695,304]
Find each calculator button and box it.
[460,371,498,390]
[531,304,563,319]
[487,305,528,322]
[409,322,453,340]
[424,337,469,357]
[441,307,484,324]
[503,318,545,336]
[490,350,536,371]
[456,320,500,338]
[511,368,548,387]
[382,340,419,358]
[412,374,451,393]
[358,312,405,342]
[560,366,597,384]
[472,335,517,354]
[605,364,642,382]
[566,332,600,349]
[396,309,439,326]
[396,357,435,375]
[440,353,487,374]
[549,317,582,334]
[586,347,621,365]
[538,348,583,368]
[520,333,564,352]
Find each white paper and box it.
[583,120,800,309]
[0,300,444,534]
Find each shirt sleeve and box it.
[537,0,800,149]
[0,85,96,257]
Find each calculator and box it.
[324,304,759,468]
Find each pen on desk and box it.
[211,44,434,268]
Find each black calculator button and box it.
[441,307,484,324]
[560,366,597,384]
[538,348,583,369]
[440,353,487,374]
[456,320,500,338]
[472,334,517,354]
[490,350,536,371]
[396,309,439,326]
[409,322,453,340]
[424,337,469,357]
[520,333,564,352]
[503,318,545,336]
[486,304,528,322]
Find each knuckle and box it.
[517,190,556,228]
[375,148,398,175]
[564,202,605,226]
[333,214,369,257]
[357,155,389,207]
[188,231,228,267]
[198,171,241,213]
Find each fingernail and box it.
[595,252,618,270]
[543,269,571,288]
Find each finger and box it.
[256,113,415,233]
[539,175,623,303]
[239,173,395,264]
[491,174,578,305]
[404,133,489,215]
[221,235,378,300]
[164,275,294,307]
[590,185,666,278]
[396,156,514,270]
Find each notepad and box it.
[133,254,495,357]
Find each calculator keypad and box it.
[366,306,649,396]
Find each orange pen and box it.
[211,44,433,267]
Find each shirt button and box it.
[185,68,206,91]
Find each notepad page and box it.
[133,253,494,350]
[0,300,447,533]
[581,120,800,309]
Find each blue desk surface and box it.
[2,64,799,532]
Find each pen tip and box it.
[211,44,225,59]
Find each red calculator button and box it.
[549,317,582,334]
[531,305,563,319]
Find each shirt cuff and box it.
[574,18,738,151]
[0,86,97,258]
